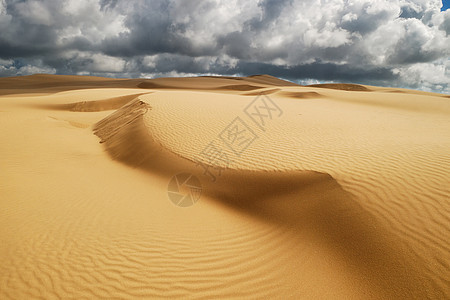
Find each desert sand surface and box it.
[0,74,449,299]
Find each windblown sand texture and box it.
[0,74,449,299]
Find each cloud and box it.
[0,0,449,93]
[0,58,56,77]
[394,58,450,91]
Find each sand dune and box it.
[0,74,449,299]
[307,83,372,91]
[280,91,324,99]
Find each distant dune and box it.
[0,74,449,299]
[307,83,372,91]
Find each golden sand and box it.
[0,74,449,299]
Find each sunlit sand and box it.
[0,74,449,299]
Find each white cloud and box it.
[0,60,56,77]
[18,64,56,75]
[396,59,450,93]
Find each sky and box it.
[442,0,449,11]
[0,0,449,93]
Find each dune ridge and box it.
[40,93,151,112]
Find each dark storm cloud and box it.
[399,5,424,19]
[0,2,58,58]
[216,32,255,60]
[100,0,220,58]
[101,1,176,56]
[0,0,449,93]
[0,37,53,58]
[234,62,396,83]
[128,53,396,84]
[148,54,212,74]
[0,0,99,58]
